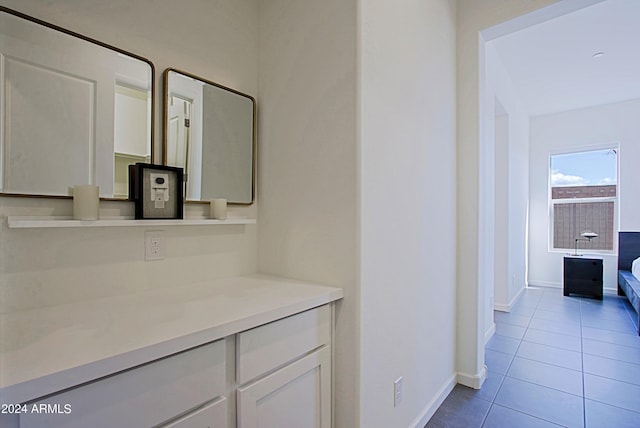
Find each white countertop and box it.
[0,274,343,404]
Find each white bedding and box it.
[633,257,640,281]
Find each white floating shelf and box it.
[6,216,256,229]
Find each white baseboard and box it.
[522,282,618,296]
[456,365,488,390]
[527,280,562,289]
[484,323,496,344]
[493,302,510,312]
[494,286,526,312]
[409,373,456,428]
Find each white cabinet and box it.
[19,340,227,428]
[236,305,332,428]
[7,303,335,428]
[159,397,228,428]
[237,346,331,428]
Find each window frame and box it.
[547,144,619,255]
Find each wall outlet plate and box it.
[394,376,403,407]
[145,230,165,261]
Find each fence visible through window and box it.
[552,199,614,250]
[549,149,617,252]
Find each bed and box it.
[618,231,640,335]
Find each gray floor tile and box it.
[584,399,640,428]
[535,304,581,317]
[580,305,634,323]
[583,338,640,364]
[583,353,640,386]
[495,323,527,340]
[494,377,584,428]
[582,316,637,334]
[459,373,505,403]
[485,349,514,376]
[507,357,583,396]
[581,296,630,311]
[524,328,582,352]
[529,317,581,336]
[537,298,581,313]
[516,341,582,371]
[429,288,640,428]
[582,326,640,349]
[482,404,563,428]
[486,334,521,355]
[584,373,640,413]
[494,311,531,327]
[475,373,504,403]
[426,385,491,428]
[532,308,581,323]
[509,305,537,317]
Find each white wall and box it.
[256,1,359,427]
[457,0,562,389]
[258,0,457,426]
[0,0,259,315]
[528,98,640,291]
[359,1,457,426]
[484,42,530,321]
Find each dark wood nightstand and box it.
[563,256,603,300]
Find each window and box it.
[550,148,617,252]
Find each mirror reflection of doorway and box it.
[168,96,193,198]
[114,83,152,197]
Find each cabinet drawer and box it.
[237,305,330,384]
[564,258,602,280]
[20,340,226,428]
[160,397,227,428]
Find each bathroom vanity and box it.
[0,7,339,426]
[0,275,343,427]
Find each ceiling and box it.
[490,0,640,116]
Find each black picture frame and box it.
[129,163,184,219]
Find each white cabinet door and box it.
[160,397,227,428]
[237,346,331,428]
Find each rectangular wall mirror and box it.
[163,69,255,205]
[0,7,154,199]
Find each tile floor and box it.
[426,287,640,428]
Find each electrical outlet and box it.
[145,231,165,261]
[394,376,403,407]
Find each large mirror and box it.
[164,69,255,204]
[0,7,153,199]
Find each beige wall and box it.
[359,0,457,426]
[257,1,359,426]
[5,1,615,426]
[0,0,259,315]
[259,0,458,426]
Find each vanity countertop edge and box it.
[0,274,344,404]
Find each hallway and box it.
[427,287,640,427]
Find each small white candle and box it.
[210,198,227,220]
[73,185,100,220]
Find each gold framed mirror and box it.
[0,7,154,199]
[163,69,255,205]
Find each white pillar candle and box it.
[210,198,227,220]
[73,185,100,220]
